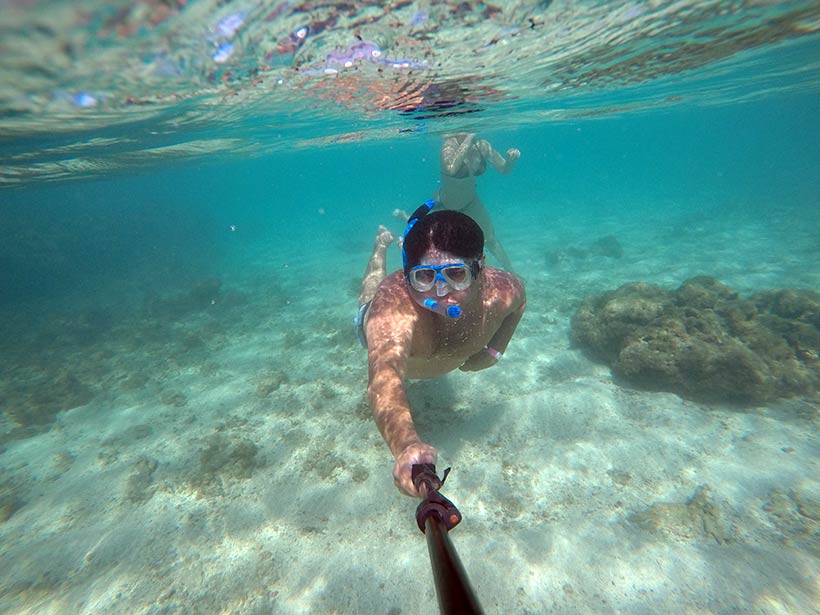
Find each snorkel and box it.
[422,297,462,319]
[402,200,463,319]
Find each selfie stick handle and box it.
[412,464,484,615]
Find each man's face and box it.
[406,248,481,314]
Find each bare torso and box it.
[437,174,477,212]
[363,256,526,497]
[365,267,524,378]
[437,134,486,211]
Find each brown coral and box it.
[571,277,820,404]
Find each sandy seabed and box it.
[1,201,818,615]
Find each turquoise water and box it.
[1,2,820,614]
[4,94,818,305]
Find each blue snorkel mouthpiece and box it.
[423,298,462,319]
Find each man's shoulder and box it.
[366,271,418,345]
[484,266,525,290]
[483,267,526,308]
[372,271,408,302]
[369,271,416,319]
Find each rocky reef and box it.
[571,276,820,404]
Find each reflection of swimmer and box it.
[436,133,519,271]
[355,202,526,497]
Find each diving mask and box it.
[407,263,474,293]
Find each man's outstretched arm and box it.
[366,305,436,497]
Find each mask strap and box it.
[402,199,436,271]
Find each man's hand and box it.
[393,442,437,497]
[506,148,521,163]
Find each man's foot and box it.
[375,225,396,249]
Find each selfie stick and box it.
[412,464,485,615]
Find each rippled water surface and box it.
[2,0,820,184]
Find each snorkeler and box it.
[436,133,520,272]
[356,201,526,497]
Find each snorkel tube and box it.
[402,200,463,319]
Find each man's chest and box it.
[412,317,493,361]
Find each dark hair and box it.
[403,210,484,273]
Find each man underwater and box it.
[356,201,526,496]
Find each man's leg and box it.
[358,225,395,306]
